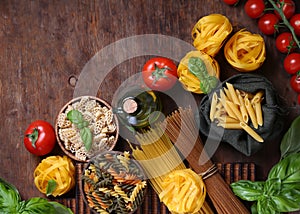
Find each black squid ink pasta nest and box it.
[81,151,147,214]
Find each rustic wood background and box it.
[0,0,299,213]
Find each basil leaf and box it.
[67,110,84,125]
[80,127,93,151]
[270,187,300,212]
[268,153,300,184]
[264,178,281,196]
[280,115,300,159]
[257,197,278,214]
[230,180,264,201]
[49,202,73,214]
[188,57,218,94]
[20,197,55,214]
[46,179,57,196]
[0,177,21,212]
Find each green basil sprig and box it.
[46,179,57,197]
[67,110,93,151]
[231,153,300,214]
[0,177,73,214]
[188,56,219,94]
[280,115,300,159]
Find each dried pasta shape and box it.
[192,14,233,56]
[33,156,75,197]
[159,169,206,213]
[177,50,220,94]
[224,29,266,72]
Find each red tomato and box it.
[291,74,300,93]
[290,14,300,36]
[275,32,296,53]
[142,57,178,91]
[298,94,300,105]
[284,53,300,74]
[24,120,56,156]
[275,0,296,20]
[258,13,279,35]
[223,0,239,6]
[244,0,265,19]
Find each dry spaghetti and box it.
[131,128,214,214]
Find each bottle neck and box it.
[122,97,139,115]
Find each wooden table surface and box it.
[1,0,300,213]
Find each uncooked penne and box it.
[226,82,240,105]
[210,92,218,121]
[219,98,238,120]
[252,90,264,103]
[224,88,232,102]
[254,101,263,126]
[226,100,243,122]
[240,122,264,143]
[238,93,248,123]
[218,116,239,123]
[218,122,242,129]
[244,96,258,129]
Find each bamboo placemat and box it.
[54,162,255,214]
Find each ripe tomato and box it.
[244,0,265,19]
[258,13,279,35]
[275,0,296,20]
[223,0,239,6]
[290,73,300,93]
[275,32,296,53]
[284,53,300,74]
[142,57,178,91]
[290,14,300,36]
[24,120,56,156]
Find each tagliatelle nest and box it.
[224,29,266,72]
[192,14,233,57]
[34,155,75,197]
[177,50,220,94]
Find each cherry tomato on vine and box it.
[275,0,296,20]
[290,14,300,37]
[258,13,279,35]
[24,120,56,156]
[275,32,296,53]
[142,57,178,91]
[290,73,300,93]
[244,0,265,19]
[223,0,239,6]
[284,53,300,75]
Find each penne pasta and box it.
[240,122,264,143]
[238,93,249,123]
[217,116,239,123]
[225,100,244,122]
[254,101,263,126]
[224,88,232,101]
[218,122,242,129]
[210,92,218,121]
[244,96,258,129]
[252,90,264,103]
[225,82,240,105]
[219,98,238,119]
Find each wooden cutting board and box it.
[53,162,255,214]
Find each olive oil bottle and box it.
[114,87,162,130]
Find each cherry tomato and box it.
[275,0,296,20]
[223,0,239,6]
[290,14,300,36]
[24,120,56,156]
[244,0,265,19]
[258,13,279,35]
[275,32,296,53]
[290,73,300,93]
[142,57,178,91]
[284,53,300,74]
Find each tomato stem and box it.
[26,128,39,148]
[267,0,300,49]
[151,64,171,84]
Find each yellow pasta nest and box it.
[177,50,220,94]
[34,155,75,197]
[159,169,206,214]
[224,29,266,72]
[192,14,233,57]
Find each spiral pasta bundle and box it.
[192,14,233,57]
[34,155,75,197]
[224,29,266,72]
